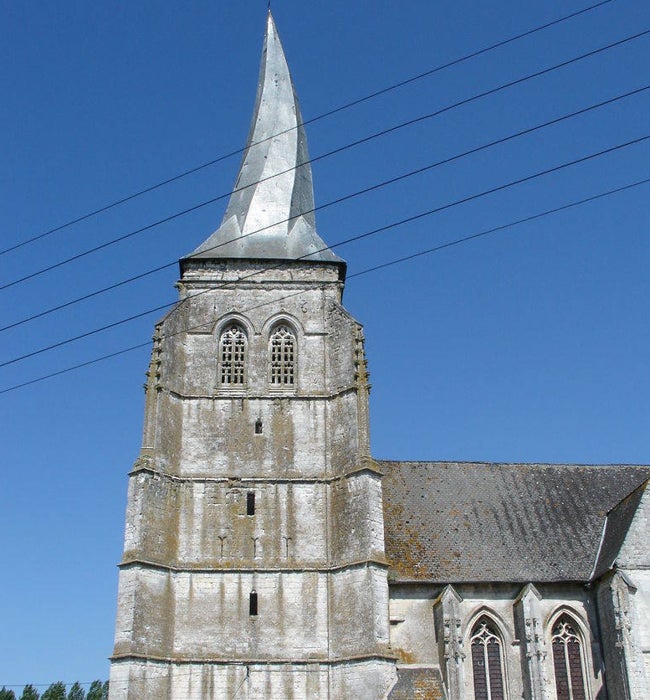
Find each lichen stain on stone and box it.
[394,647,417,664]
[269,399,295,469]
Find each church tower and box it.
[109,13,396,699]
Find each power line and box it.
[1,84,647,335]
[1,175,646,396]
[348,178,650,279]
[1,134,647,374]
[2,26,647,292]
[4,133,646,366]
[4,132,648,366]
[0,262,171,332]
[0,0,615,258]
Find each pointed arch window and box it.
[269,324,295,386]
[470,617,505,700]
[219,323,247,386]
[551,615,587,700]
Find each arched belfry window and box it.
[551,615,588,700]
[470,617,505,700]
[269,324,295,386]
[219,323,247,386]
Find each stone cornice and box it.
[346,457,384,478]
[163,383,357,401]
[118,556,389,574]
[129,463,385,485]
[110,651,396,665]
[182,278,343,291]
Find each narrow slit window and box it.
[470,617,506,700]
[255,419,263,434]
[246,491,255,516]
[249,591,258,616]
[219,323,247,386]
[270,325,295,386]
[552,615,588,700]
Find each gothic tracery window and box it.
[269,324,295,386]
[219,323,247,386]
[551,615,588,700]
[470,617,505,700]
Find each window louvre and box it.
[219,324,247,386]
[270,325,295,386]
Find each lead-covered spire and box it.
[187,12,342,264]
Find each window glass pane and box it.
[552,616,588,700]
[471,618,505,700]
[487,641,504,699]
[568,641,587,700]
[471,642,488,700]
[552,640,570,700]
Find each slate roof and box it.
[387,666,447,700]
[380,461,650,583]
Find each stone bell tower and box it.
[109,12,396,699]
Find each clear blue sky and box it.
[1,0,648,691]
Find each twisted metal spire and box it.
[188,12,341,263]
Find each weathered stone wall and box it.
[140,265,363,481]
[109,659,171,700]
[329,471,386,564]
[147,393,359,479]
[172,570,329,658]
[329,659,397,700]
[159,264,346,397]
[122,471,329,566]
[632,570,650,692]
[110,657,396,700]
[388,584,438,665]
[329,565,391,657]
[111,260,394,698]
[113,567,174,658]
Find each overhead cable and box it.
[1,133,647,370]
[1,83,647,333]
[1,26,648,292]
[1,175,647,396]
[0,0,615,257]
